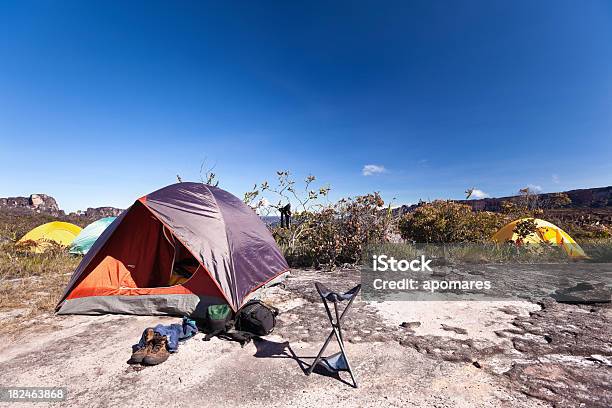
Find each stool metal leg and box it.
[334,325,358,388]
[307,330,334,375]
[307,297,336,376]
[334,301,343,343]
[332,301,358,388]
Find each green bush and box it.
[244,171,393,268]
[513,218,538,241]
[563,223,612,240]
[273,193,393,268]
[398,200,507,243]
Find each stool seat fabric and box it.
[314,282,361,302]
[320,352,348,372]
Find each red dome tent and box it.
[56,183,289,317]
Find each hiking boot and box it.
[142,333,170,365]
[129,328,155,364]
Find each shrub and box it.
[513,218,538,241]
[273,193,393,268]
[543,193,572,208]
[244,171,393,268]
[398,200,507,243]
[499,200,544,220]
[564,223,612,240]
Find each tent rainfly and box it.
[18,221,82,253]
[56,182,289,317]
[69,217,117,255]
[492,218,587,259]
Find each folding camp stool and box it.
[306,282,361,388]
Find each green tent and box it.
[69,217,117,255]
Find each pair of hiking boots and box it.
[129,328,170,366]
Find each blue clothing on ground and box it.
[134,317,198,353]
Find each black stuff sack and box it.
[234,300,278,336]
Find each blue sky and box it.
[1,1,611,212]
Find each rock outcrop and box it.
[69,207,123,218]
[0,194,123,219]
[398,296,612,408]
[392,186,612,227]
[0,194,62,216]
[456,186,612,211]
[550,282,611,304]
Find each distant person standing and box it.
[279,203,291,228]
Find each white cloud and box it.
[362,164,387,176]
[470,189,489,199]
[527,184,542,193]
[552,174,560,184]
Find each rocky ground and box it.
[0,268,610,407]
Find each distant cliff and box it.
[0,194,123,219]
[0,194,62,216]
[456,186,612,212]
[69,207,124,218]
[4,186,611,224]
[393,186,612,216]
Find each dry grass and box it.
[0,242,79,324]
[0,211,83,332]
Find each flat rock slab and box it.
[550,281,611,304]
[1,268,608,407]
[372,282,611,408]
[0,317,545,408]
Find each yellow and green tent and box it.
[18,221,82,253]
[492,218,587,259]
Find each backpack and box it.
[234,300,279,336]
[203,304,233,335]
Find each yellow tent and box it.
[18,222,82,253]
[492,218,587,259]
